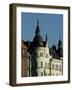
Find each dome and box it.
[33,35,43,47]
[33,20,43,47]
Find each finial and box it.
[37,19,39,25]
[36,14,39,25]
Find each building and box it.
[21,20,63,77]
[21,41,29,77]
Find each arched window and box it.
[41,61,43,68]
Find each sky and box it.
[21,12,63,48]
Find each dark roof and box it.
[22,40,63,59]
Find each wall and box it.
[0,0,72,90]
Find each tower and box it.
[33,20,43,47]
[45,34,48,47]
[31,20,45,76]
[44,34,50,59]
[58,39,63,58]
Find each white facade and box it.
[50,59,63,76]
[31,41,63,76]
[29,20,63,76]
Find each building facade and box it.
[21,41,29,77]
[22,20,63,77]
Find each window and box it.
[48,63,50,68]
[45,62,47,68]
[52,64,54,69]
[41,72,43,76]
[45,73,47,76]
[45,54,48,58]
[40,52,43,57]
[41,61,43,68]
[55,64,58,70]
[59,65,62,71]
[44,69,47,76]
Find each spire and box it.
[46,34,48,41]
[33,18,43,47]
[58,33,63,58]
[58,32,62,48]
[45,34,48,47]
[35,19,40,35]
[37,19,39,26]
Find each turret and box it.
[45,34,48,47]
[58,39,63,58]
[33,20,43,47]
